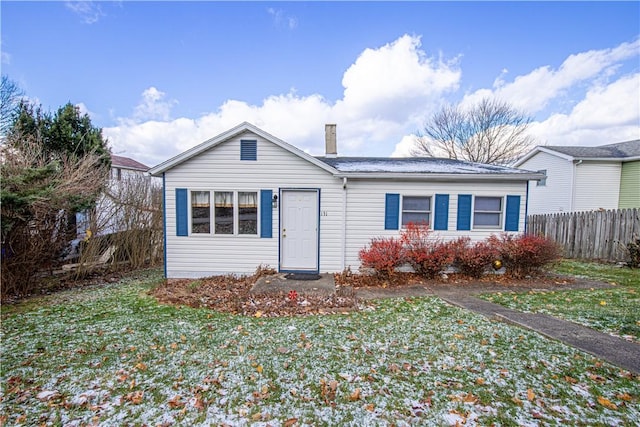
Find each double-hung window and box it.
[217,191,258,235]
[191,191,211,233]
[238,192,258,234]
[401,196,431,227]
[214,192,234,234]
[473,196,502,228]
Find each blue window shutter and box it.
[384,193,400,230]
[175,188,188,236]
[240,140,257,161]
[434,194,449,230]
[457,194,472,231]
[260,189,273,238]
[505,195,521,231]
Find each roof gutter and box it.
[332,172,546,181]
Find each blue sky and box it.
[2,1,639,167]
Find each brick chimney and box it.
[325,124,337,157]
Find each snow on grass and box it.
[1,272,638,426]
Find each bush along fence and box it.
[527,208,640,263]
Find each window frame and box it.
[190,190,211,234]
[472,195,504,229]
[400,195,432,228]
[188,189,259,236]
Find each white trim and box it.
[150,122,338,176]
[472,195,504,230]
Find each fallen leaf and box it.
[349,388,361,401]
[475,378,485,385]
[167,395,184,409]
[256,365,263,374]
[134,362,147,371]
[527,389,535,402]
[616,393,632,402]
[284,418,298,427]
[597,396,618,410]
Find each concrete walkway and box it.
[432,291,640,374]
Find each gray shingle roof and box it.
[316,156,535,175]
[111,154,150,171]
[544,140,640,159]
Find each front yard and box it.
[479,260,640,343]
[1,268,638,426]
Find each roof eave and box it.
[334,172,545,181]
[514,146,575,166]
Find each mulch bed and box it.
[150,270,583,317]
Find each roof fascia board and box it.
[149,122,337,176]
[334,172,545,181]
[514,146,574,166]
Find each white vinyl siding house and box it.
[515,141,640,214]
[151,123,541,279]
[573,162,621,211]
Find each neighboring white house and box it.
[76,154,153,237]
[514,140,640,215]
[149,122,543,279]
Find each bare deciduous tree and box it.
[1,132,109,297]
[412,98,535,165]
[75,173,163,276]
[0,75,25,137]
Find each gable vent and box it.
[240,140,257,161]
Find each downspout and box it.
[524,180,530,234]
[162,173,167,278]
[342,177,348,271]
[570,159,582,211]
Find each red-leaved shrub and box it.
[401,223,455,279]
[453,237,499,279]
[488,233,561,278]
[358,237,405,278]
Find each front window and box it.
[474,196,502,228]
[402,196,431,227]
[238,192,258,234]
[191,191,210,233]
[215,192,234,234]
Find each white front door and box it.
[280,189,319,271]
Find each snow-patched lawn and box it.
[480,261,640,343]
[1,271,638,426]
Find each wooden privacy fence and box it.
[527,208,640,262]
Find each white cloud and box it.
[103,35,639,167]
[65,1,104,24]
[104,34,461,166]
[529,73,640,146]
[133,87,178,122]
[267,8,298,30]
[463,38,640,114]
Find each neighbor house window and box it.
[191,191,211,233]
[402,196,431,227]
[537,169,547,186]
[215,191,234,234]
[473,196,502,228]
[238,192,258,234]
